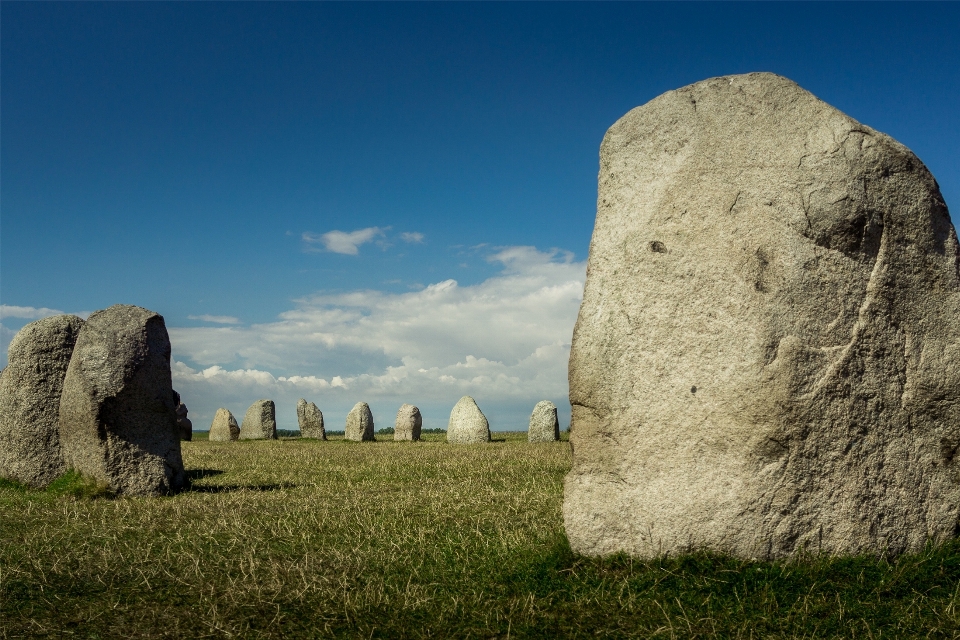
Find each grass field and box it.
[3,432,960,638]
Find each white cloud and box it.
[302,227,387,255]
[400,231,425,243]
[188,314,241,325]
[169,245,586,432]
[0,305,64,320]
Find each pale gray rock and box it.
[0,314,84,487]
[345,402,375,441]
[297,399,326,440]
[239,400,277,440]
[565,72,960,560]
[528,400,560,443]
[394,404,422,441]
[58,305,185,496]
[209,408,240,442]
[446,396,490,444]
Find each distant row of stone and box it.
[207,397,561,443]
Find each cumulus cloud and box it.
[302,227,387,255]
[400,232,424,243]
[0,305,65,320]
[169,245,586,432]
[188,314,241,325]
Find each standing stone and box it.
[239,400,277,440]
[345,402,374,441]
[58,305,185,496]
[173,392,192,442]
[446,396,491,444]
[209,408,240,442]
[394,404,422,441]
[297,399,326,440]
[528,400,560,443]
[565,73,960,560]
[0,315,84,487]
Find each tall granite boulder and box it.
[239,400,277,440]
[0,314,84,487]
[345,402,374,441]
[394,404,422,441]
[565,73,960,559]
[447,396,491,444]
[209,408,240,442]
[58,305,185,496]
[528,400,560,443]
[297,399,326,440]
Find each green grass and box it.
[2,432,959,638]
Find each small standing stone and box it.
[297,399,326,440]
[209,408,240,441]
[239,400,277,440]
[174,392,193,442]
[0,314,84,487]
[345,402,375,441]
[394,404,422,441]
[447,396,491,444]
[528,400,560,442]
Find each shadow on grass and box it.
[185,468,224,480]
[186,483,296,494]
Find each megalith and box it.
[58,305,185,496]
[394,404,422,441]
[297,399,326,440]
[564,72,960,559]
[345,402,374,441]
[0,314,84,487]
[447,396,491,444]
[174,392,192,442]
[528,400,560,443]
[239,400,277,440]
[209,408,240,442]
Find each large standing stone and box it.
[565,73,960,559]
[239,400,277,440]
[528,400,560,443]
[58,305,185,496]
[345,402,374,441]
[297,399,326,440]
[209,408,240,442]
[394,404,422,441]
[447,396,491,444]
[0,314,84,487]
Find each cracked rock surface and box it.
[0,314,84,487]
[564,72,960,559]
[58,305,185,496]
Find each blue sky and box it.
[2,2,958,431]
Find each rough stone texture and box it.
[297,399,326,440]
[209,408,240,442]
[565,73,960,560]
[528,400,560,443]
[0,315,84,487]
[447,396,491,444]
[239,400,277,440]
[173,392,192,442]
[345,402,375,442]
[58,305,185,496]
[394,404,422,441]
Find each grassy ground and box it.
[2,433,960,639]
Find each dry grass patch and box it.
[3,432,960,638]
